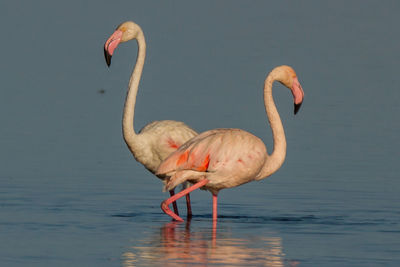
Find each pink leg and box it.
[169,190,179,216]
[212,194,218,221]
[161,179,209,222]
[186,194,192,217]
[212,194,218,244]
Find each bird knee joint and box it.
[161,201,169,211]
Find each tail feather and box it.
[156,151,183,176]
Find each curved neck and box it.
[257,72,287,179]
[122,32,146,153]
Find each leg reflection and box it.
[122,220,290,266]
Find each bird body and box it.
[158,128,268,195]
[157,65,304,222]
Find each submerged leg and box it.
[169,190,179,216]
[212,193,218,243]
[161,179,209,222]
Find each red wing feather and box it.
[157,146,210,175]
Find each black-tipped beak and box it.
[104,47,112,67]
[104,29,123,68]
[294,102,302,115]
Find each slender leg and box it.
[169,190,179,216]
[161,179,209,222]
[186,194,192,218]
[212,193,218,245]
[212,194,218,221]
[212,219,217,247]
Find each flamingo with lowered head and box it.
[104,21,198,216]
[156,65,304,222]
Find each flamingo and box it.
[104,21,198,216]
[156,65,304,222]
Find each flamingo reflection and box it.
[122,220,298,266]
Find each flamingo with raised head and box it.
[156,65,304,222]
[104,21,198,216]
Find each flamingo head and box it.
[104,21,143,67]
[276,65,305,115]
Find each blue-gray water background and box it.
[1,1,399,266]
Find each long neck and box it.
[122,33,146,154]
[257,73,287,179]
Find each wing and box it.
[157,128,257,175]
[156,129,221,176]
[157,128,268,191]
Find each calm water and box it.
[1,1,400,266]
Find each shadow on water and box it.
[216,214,385,226]
[110,211,317,225]
[111,210,386,227]
[120,219,300,267]
[110,212,168,224]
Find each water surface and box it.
[1,1,400,266]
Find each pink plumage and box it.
[157,129,267,193]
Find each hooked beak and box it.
[291,77,304,115]
[294,102,302,115]
[104,30,123,67]
[104,48,112,67]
